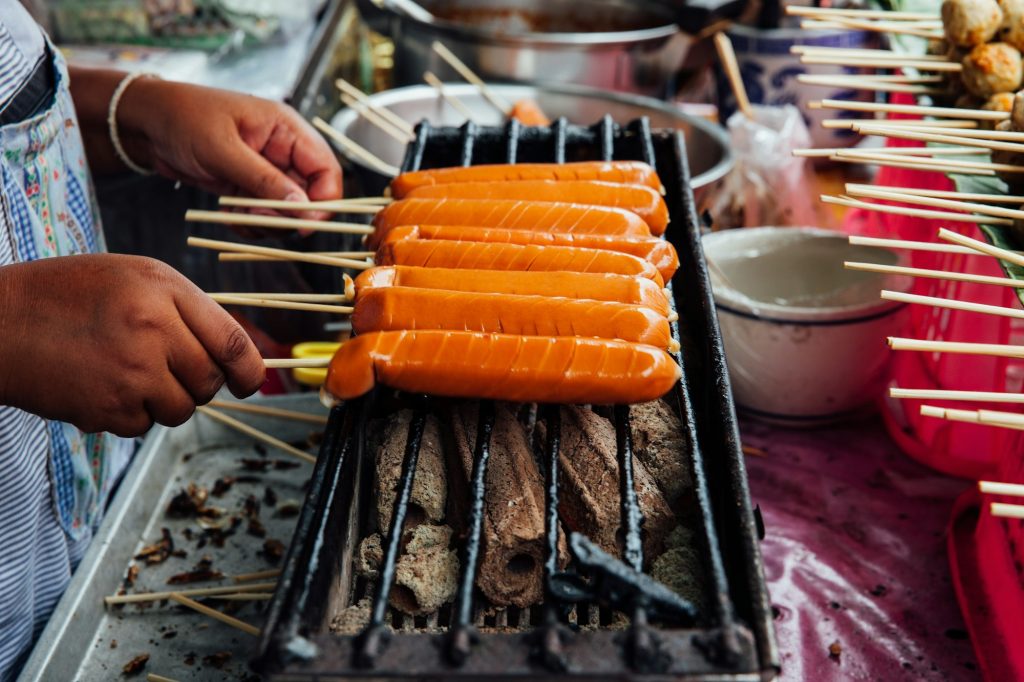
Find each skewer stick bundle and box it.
[992,502,1024,518]
[848,234,990,255]
[845,261,1024,288]
[431,40,512,115]
[218,196,385,213]
[340,92,415,144]
[168,592,261,636]
[852,124,1024,153]
[104,581,277,605]
[892,388,1024,403]
[815,98,1009,121]
[919,406,1024,430]
[799,56,960,71]
[845,186,1024,221]
[889,337,1024,358]
[846,183,1024,204]
[312,116,401,177]
[424,71,477,121]
[219,251,374,263]
[822,195,1009,224]
[264,358,332,369]
[209,294,354,314]
[980,480,1024,496]
[880,289,1024,321]
[852,124,1024,142]
[823,119,979,130]
[786,6,938,21]
[790,45,947,61]
[209,293,351,303]
[335,78,415,136]
[939,227,1024,267]
[795,146,987,158]
[832,150,1024,175]
[206,399,330,426]
[827,155,998,177]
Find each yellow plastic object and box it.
[291,342,341,386]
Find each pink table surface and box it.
[740,415,981,681]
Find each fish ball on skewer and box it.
[943,0,1004,47]
[961,42,1023,98]
[999,0,1024,51]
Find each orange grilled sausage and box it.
[324,330,681,404]
[389,161,662,198]
[352,286,673,349]
[403,181,669,235]
[381,225,678,281]
[509,99,550,126]
[353,266,672,317]
[368,198,651,248]
[375,240,664,285]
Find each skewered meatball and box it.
[944,0,1004,47]
[1012,90,1024,129]
[961,42,1023,97]
[981,91,1016,126]
[999,0,1024,51]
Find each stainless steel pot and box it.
[330,82,733,203]
[356,0,693,98]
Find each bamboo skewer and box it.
[939,227,1024,267]
[792,72,945,83]
[196,406,317,464]
[795,146,988,158]
[919,405,1024,429]
[168,592,261,637]
[714,33,754,120]
[431,41,512,115]
[880,289,1024,321]
[335,79,415,136]
[980,480,1024,496]
[833,150,1024,174]
[264,358,332,369]
[105,581,277,606]
[845,186,1024,221]
[822,119,979,130]
[822,195,1010,224]
[853,124,1024,153]
[209,293,351,303]
[845,260,1024,288]
[207,399,329,426]
[312,117,401,177]
[827,155,997,177]
[219,251,374,263]
[853,123,1024,142]
[790,45,948,61]
[815,98,1008,121]
[185,209,375,235]
[892,388,1024,403]
[786,6,938,20]
[795,75,943,94]
[799,56,959,70]
[147,674,181,682]
[846,183,1024,204]
[991,502,1024,518]
[188,237,374,270]
[210,294,354,315]
[424,71,477,121]
[798,18,943,39]
[888,337,1024,359]
[849,234,991,255]
[217,196,385,213]
[206,593,274,601]
[340,92,415,144]
[233,568,283,583]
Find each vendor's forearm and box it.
[67,67,155,176]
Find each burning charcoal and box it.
[545,406,675,564]
[263,486,278,507]
[211,476,237,497]
[166,556,224,584]
[445,402,560,607]
[124,563,139,588]
[330,597,372,634]
[122,653,149,675]
[262,539,286,563]
[247,518,267,538]
[372,411,447,533]
[357,534,382,578]
[135,528,174,565]
[202,651,232,668]
[167,483,208,518]
[629,400,694,507]
[390,524,458,615]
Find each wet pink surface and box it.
[741,416,981,681]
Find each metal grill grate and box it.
[255,116,779,680]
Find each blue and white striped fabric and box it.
[0,8,133,680]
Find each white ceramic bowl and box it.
[702,227,909,425]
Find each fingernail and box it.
[285,190,308,203]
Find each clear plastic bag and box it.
[710,104,831,230]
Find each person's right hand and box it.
[0,254,266,436]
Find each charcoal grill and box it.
[253,116,779,679]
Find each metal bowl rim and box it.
[332,82,734,190]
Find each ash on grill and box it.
[255,117,777,680]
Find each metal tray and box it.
[19,394,326,682]
[254,118,780,680]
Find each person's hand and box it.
[0,254,265,436]
[119,80,343,221]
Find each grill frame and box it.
[253,116,779,680]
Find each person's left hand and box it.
[119,80,342,221]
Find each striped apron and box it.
[0,30,133,680]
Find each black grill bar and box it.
[506,118,522,163]
[448,400,496,665]
[536,404,568,671]
[354,406,427,667]
[552,117,568,164]
[460,121,477,167]
[614,405,644,572]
